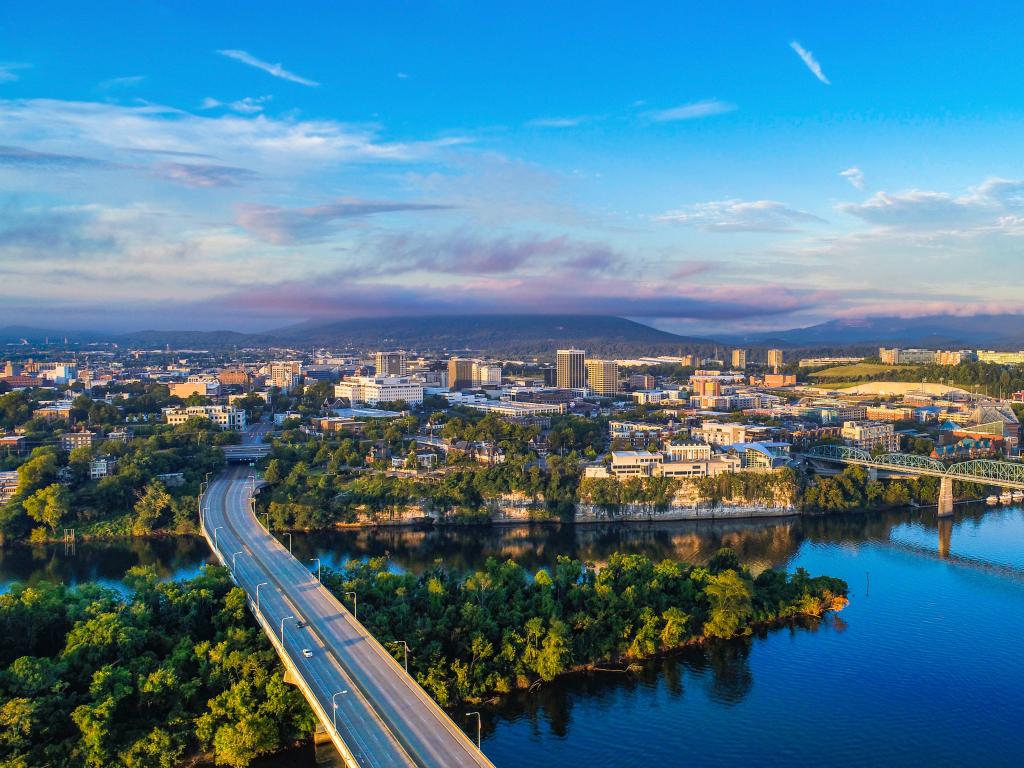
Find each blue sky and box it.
[2,2,1024,333]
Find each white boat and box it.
[987,495,999,505]
[1013,490,1024,503]
[999,491,1014,504]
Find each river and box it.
[3,504,1023,767]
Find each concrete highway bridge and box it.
[201,455,493,766]
[222,443,272,462]
[802,444,1024,515]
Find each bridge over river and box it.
[201,424,493,767]
[802,444,1024,515]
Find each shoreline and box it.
[4,495,996,546]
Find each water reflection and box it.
[3,504,1020,592]
[0,536,214,593]
[1,506,1023,767]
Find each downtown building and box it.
[556,349,586,389]
[375,351,408,376]
[448,357,502,390]
[585,359,619,396]
[163,405,247,430]
[335,375,424,406]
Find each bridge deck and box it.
[800,446,1024,490]
[202,465,493,768]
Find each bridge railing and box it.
[803,445,1024,488]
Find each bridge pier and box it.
[937,476,954,517]
[867,466,878,482]
[314,724,345,767]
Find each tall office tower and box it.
[767,349,784,373]
[556,349,587,389]
[374,351,407,376]
[269,361,303,392]
[731,349,747,369]
[448,357,476,390]
[586,359,619,396]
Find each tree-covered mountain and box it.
[0,316,718,356]
[270,314,715,355]
[731,314,1024,350]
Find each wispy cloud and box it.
[236,199,453,244]
[840,167,866,190]
[0,145,117,170]
[657,199,824,231]
[526,116,589,128]
[790,41,830,85]
[369,232,620,275]
[206,274,821,325]
[216,49,319,87]
[157,163,258,188]
[201,95,272,114]
[0,63,31,83]
[644,99,736,123]
[99,75,145,90]
[0,98,460,166]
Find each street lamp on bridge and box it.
[280,615,294,645]
[466,711,481,750]
[256,582,268,613]
[390,640,411,672]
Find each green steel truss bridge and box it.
[802,444,1024,514]
[803,444,1024,489]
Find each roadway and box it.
[202,425,494,768]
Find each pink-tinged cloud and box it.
[370,232,620,275]
[205,273,829,324]
[834,299,1024,319]
[236,199,453,244]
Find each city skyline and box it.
[4,3,1024,333]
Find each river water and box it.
[3,504,1023,767]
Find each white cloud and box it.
[837,178,1024,229]
[0,63,31,83]
[656,199,824,231]
[790,41,830,85]
[526,116,588,128]
[0,98,463,171]
[644,99,736,123]
[840,167,865,190]
[216,49,319,87]
[230,96,271,114]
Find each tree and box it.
[23,484,70,534]
[16,450,58,495]
[133,481,173,535]
[703,570,753,639]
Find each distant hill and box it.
[0,316,718,356]
[271,315,716,356]
[733,314,1024,350]
[114,329,277,349]
[0,326,104,345]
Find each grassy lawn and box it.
[810,363,915,379]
